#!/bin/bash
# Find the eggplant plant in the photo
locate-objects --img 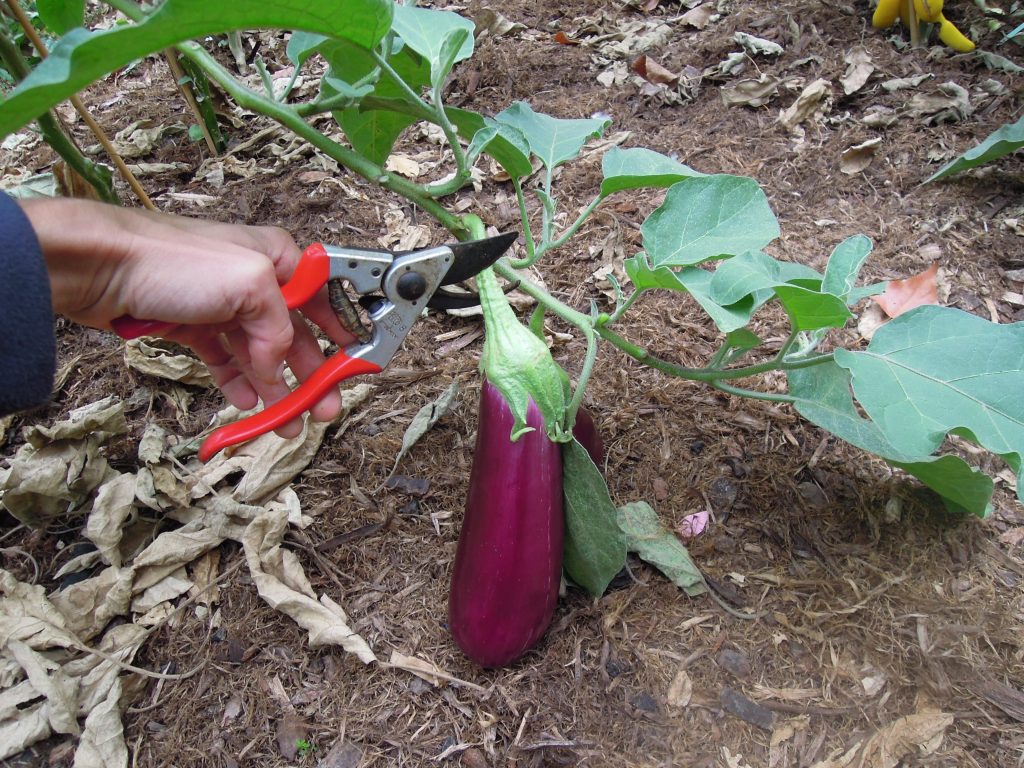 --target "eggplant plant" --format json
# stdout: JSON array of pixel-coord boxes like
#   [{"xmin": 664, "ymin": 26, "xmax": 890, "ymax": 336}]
[{"xmin": 2, "ymin": 0, "xmax": 1022, "ymax": 642}]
